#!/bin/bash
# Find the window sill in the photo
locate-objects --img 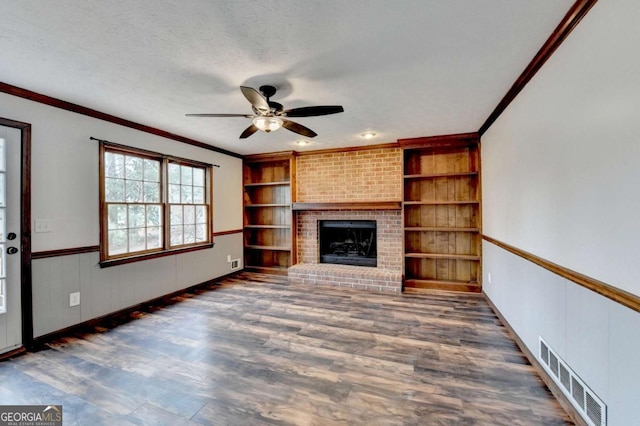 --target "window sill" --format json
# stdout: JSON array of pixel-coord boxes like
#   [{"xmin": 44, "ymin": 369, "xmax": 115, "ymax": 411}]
[{"xmin": 99, "ymin": 243, "xmax": 215, "ymax": 268}]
